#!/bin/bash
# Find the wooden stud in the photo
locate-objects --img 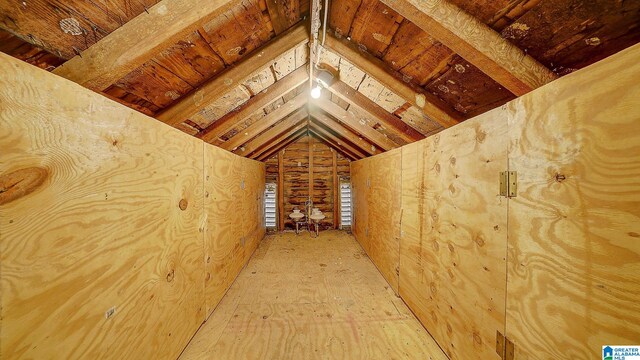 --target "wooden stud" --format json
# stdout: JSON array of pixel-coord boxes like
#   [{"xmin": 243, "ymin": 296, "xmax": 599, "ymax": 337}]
[
  {"xmin": 309, "ymin": 135, "xmax": 314, "ymax": 203},
  {"xmin": 332, "ymin": 149, "xmax": 339, "ymax": 229},
  {"xmin": 379, "ymin": 0, "xmax": 557, "ymax": 95},
  {"xmin": 52, "ymin": 0, "xmax": 236, "ymax": 90},
  {"xmin": 277, "ymin": 150, "xmax": 285, "ymax": 231},
  {"xmin": 157, "ymin": 24, "xmax": 309, "ymax": 127},
  {"xmin": 221, "ymin": 93, "xmax": 308, "ymax": 151},
  {"xmin": 313, "ymin": 96, "xmax": 399, "ymax": 151},
  {"xmin": 200, "ymin": 66, "xmax": 309, "ymax": 143},
  {"xmin": 326, "ymin": 79, "xmax": 425, "ymax": 142},
  {"xmin": 323, "ymin": 35, "xmax": 461, "ymax": 128}
]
